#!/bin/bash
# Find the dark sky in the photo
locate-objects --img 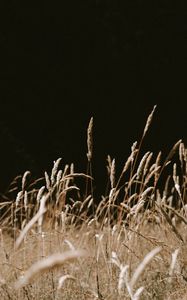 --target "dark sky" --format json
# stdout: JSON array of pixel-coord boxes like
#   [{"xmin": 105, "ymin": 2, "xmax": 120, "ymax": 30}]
[{"xmin": 0, "ymin": 1, "xmax": 186, "ymax": 194}]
